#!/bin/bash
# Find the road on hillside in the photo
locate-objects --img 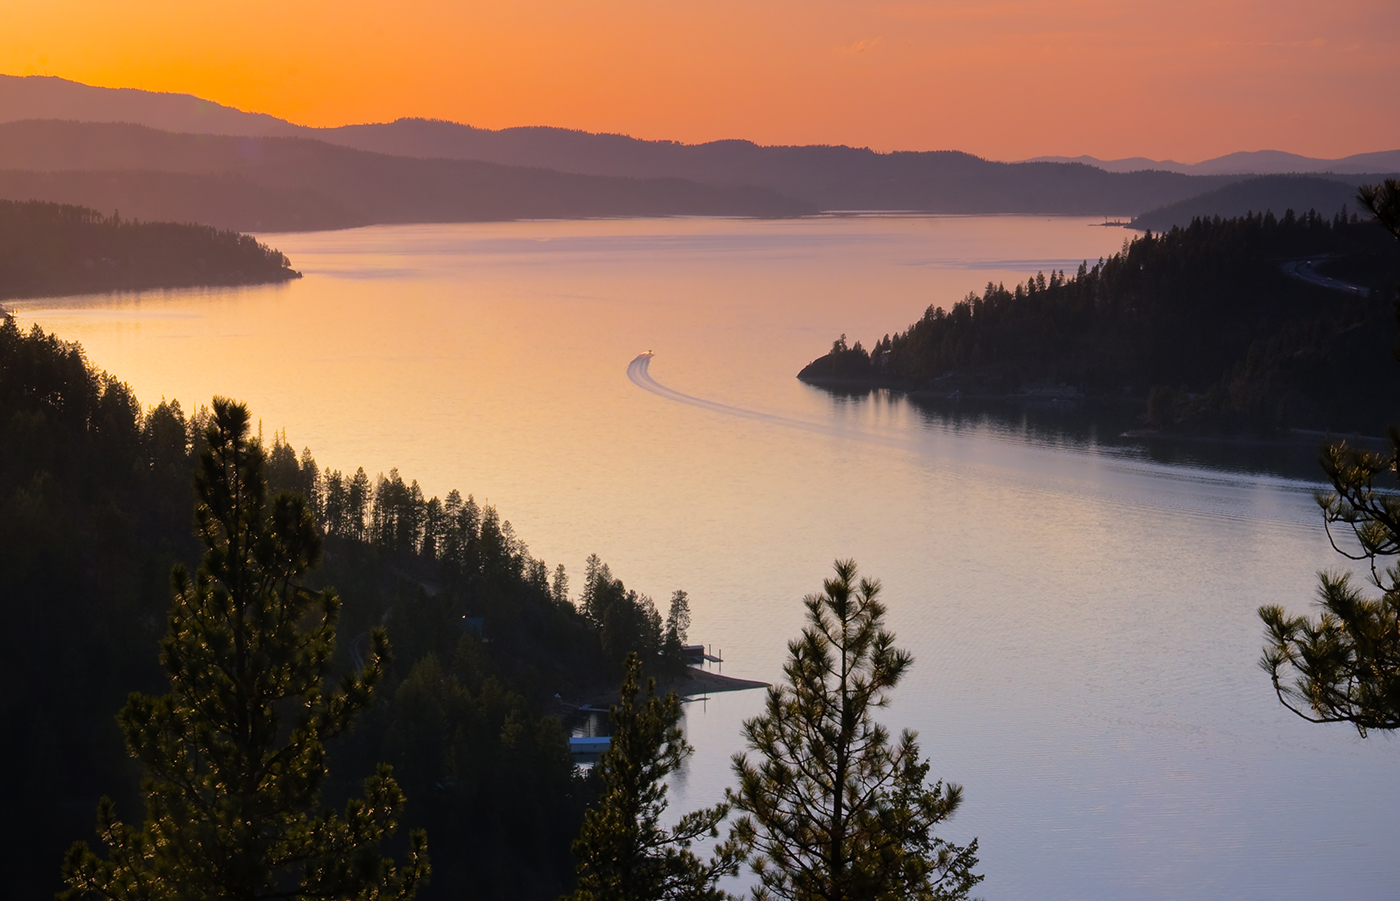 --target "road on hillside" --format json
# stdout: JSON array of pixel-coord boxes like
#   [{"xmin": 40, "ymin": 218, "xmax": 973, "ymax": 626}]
[{"xmin": 1281, "ymin": 258, "xmax": 1369, "ymax": 296}]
